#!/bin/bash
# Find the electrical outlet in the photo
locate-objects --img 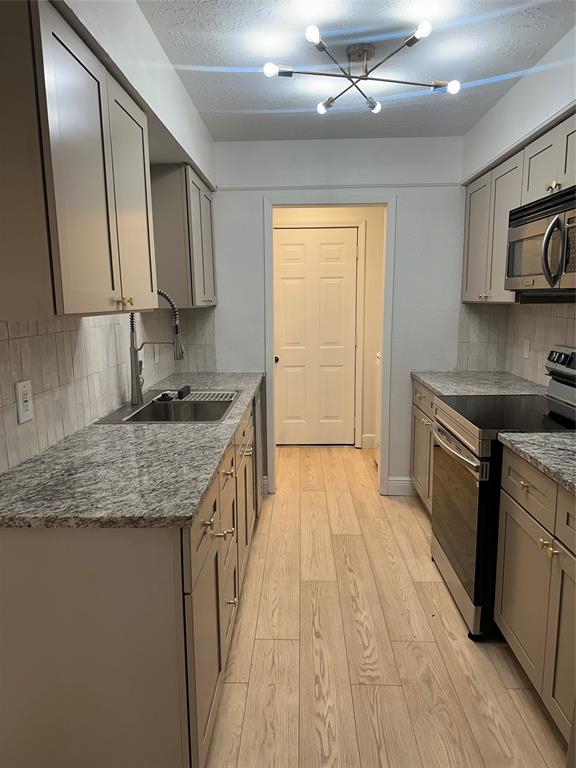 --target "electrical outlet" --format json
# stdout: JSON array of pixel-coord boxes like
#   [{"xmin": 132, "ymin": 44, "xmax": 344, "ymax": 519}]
[
  {"xmin": 15, "ymin": 380, "xmax": 34, "ymax": 424},
  {"xmin": 523, "ymin": 339, "xmax": 530, "ymax": 359},
  {"xmin": 154, "ymin": 344, "xmax": 160, "ymax": 364}
]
